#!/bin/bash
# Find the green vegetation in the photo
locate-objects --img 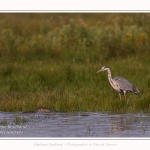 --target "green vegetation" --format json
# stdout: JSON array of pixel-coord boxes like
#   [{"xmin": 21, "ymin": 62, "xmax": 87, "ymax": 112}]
[
  {"xmin": 0, "ymin": 118, "xmax": 7, "ymax": 125},
  {"xmin": 0, "ymin": 13, "xmax": 150, "ymax": 113},
  {"xmin": 14, "ymin": 115, "xmax": 28, "ymax": 125}
]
